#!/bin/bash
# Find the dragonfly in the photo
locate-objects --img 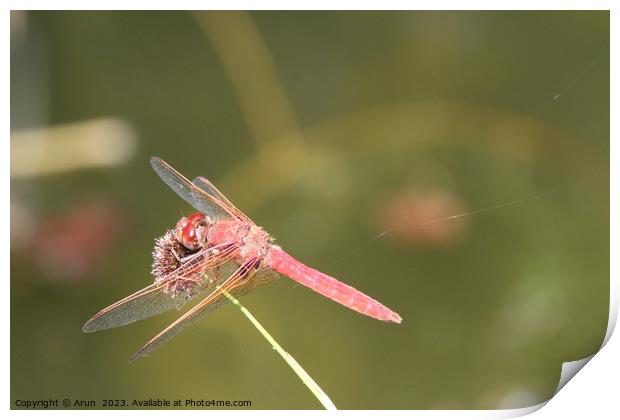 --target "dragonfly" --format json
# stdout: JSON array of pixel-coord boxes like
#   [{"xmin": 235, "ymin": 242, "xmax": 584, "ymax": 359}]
[{"xmin": 83, "ymin": 157, "xmax": 402, "ymax": 361}]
